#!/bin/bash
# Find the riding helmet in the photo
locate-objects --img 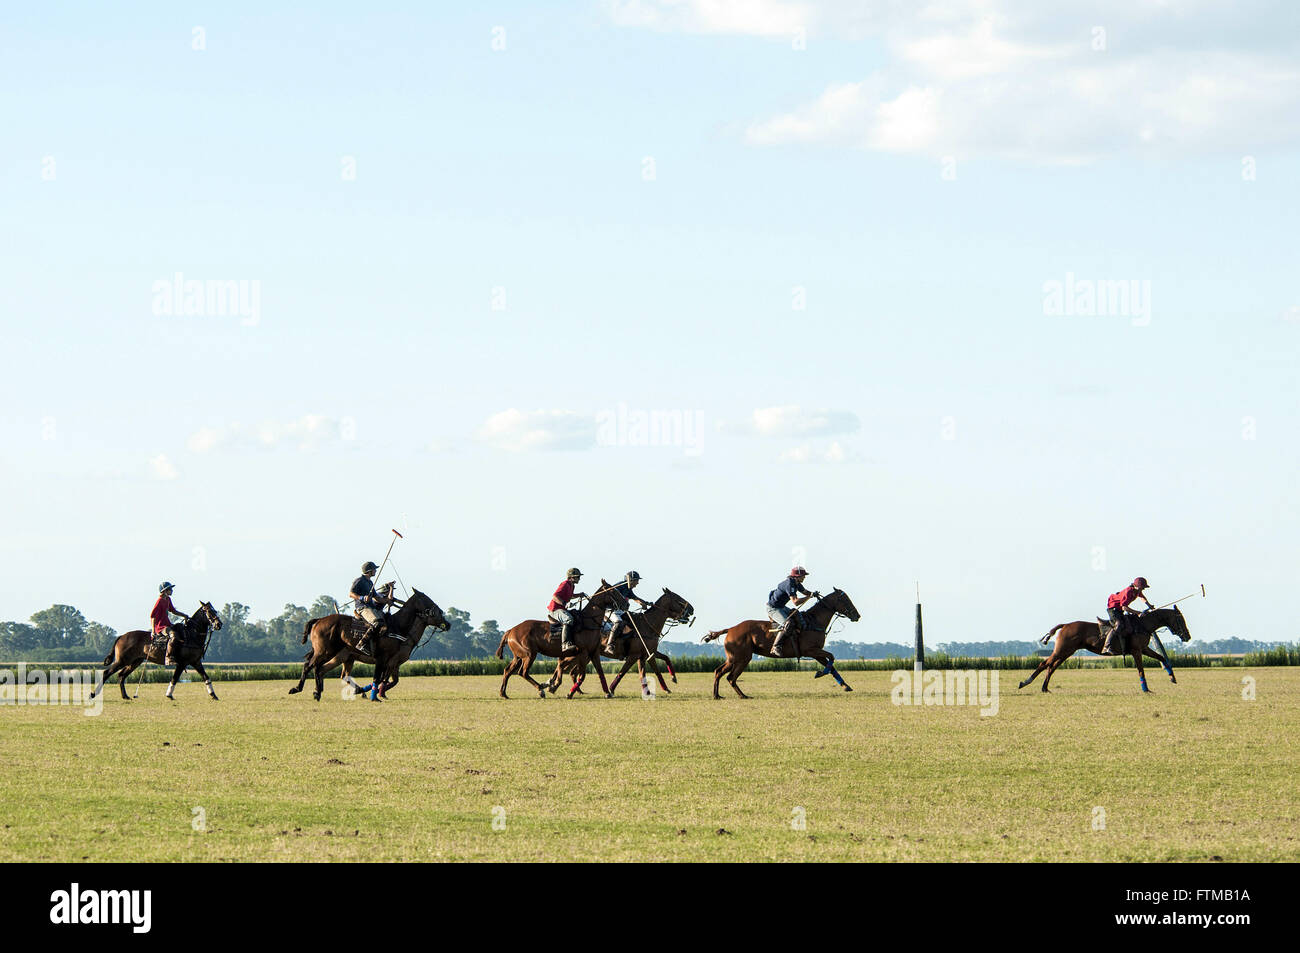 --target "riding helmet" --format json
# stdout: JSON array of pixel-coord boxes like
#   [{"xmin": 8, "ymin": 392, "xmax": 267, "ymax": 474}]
[
  {"xmin": 566, "ymin": 567, "xmax": 582, "ymax": 581},
  {"xmin": 362, "ymin": 561, "xmax": 378, "ymax": 573},
  {"xmin": 1133, "ymin": 576, "xmax": 1149, "ymax": 589},
  {"xmin": 159, "ymin": 581, "xmax": 174, "ymax": 593}
]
